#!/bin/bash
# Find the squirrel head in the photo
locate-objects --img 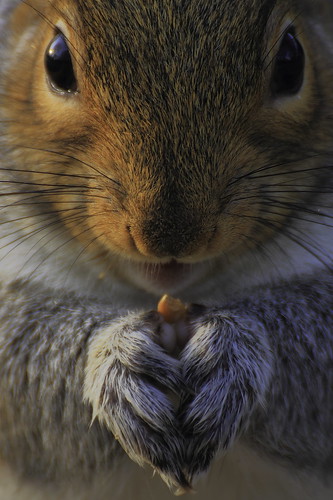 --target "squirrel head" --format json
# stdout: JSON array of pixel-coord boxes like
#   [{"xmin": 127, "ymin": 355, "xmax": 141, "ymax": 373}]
[{"xmin": 1, "ymin": 0, "xmax": 333, "ymax": 290}]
